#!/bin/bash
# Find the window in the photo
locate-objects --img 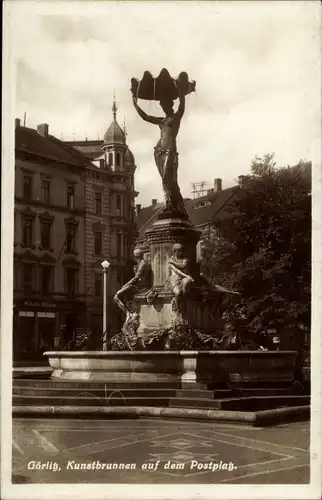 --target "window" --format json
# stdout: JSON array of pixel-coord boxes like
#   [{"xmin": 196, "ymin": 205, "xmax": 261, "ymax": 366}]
[
  {"xmin": 116, "ymin": 152, "xmax": 120, "ymax": 167},
  {"xmin": 66, "ymin": 225, "xmax": 77, "ymax": 253},
  {"xmin": 22, "ymin": 263, "xmax": 34, "ymax": 291},
  {"xmin": 116, "ymin": 195, "xmax": 121, "ymax": 215},
  {"xmin": 22, "ymin": 217, "xmax": 33, "ymax": 246},
  {"xmin": 116, "ymin": 233, "xmax": 122, "ymax": 258},
  {"xmin": 94, "ymin": 272, "xmax": 103, "ymax": 297},
  {"xmin": 123, "ymin": 197, "xmax": 126, "ymax": 218},
  {"xmin": 116, "ymin": 271, "xmax": 122, "ymax": 285},
  {"xmin": 94, "ymin": 231, "xmax": 103, "ymax": 256},
  {"xmin": 41, "ymin": 222, "xmax": 51, "ymax": 249},
  {"xmin": 42, "ymin": 180, "xmax": 50, "ymax": 204},
  {"xmin": 108, "ymin": 152, "xmax": 113, "ymax": 167},
  {"xmin": 65, "ymin": 268, "xmax": 78, "ymax": 295},
  {"xmin": 95, "ymin": 192, "xmax": 102, "ymax": 215},
  {"xmin": 67, "ymin": 186, "xmax": 75, "ymax": 209},
  {"xmin": 23, "ymin": 176, "xmax": 32, "ymax": 200},
  {"xmin": 123, "ymin": 234, "xmax": 128, "ymax": 259},
  {"xmin": 41, "ymin": 266, "xmax": 52, "ymax": 295}
]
